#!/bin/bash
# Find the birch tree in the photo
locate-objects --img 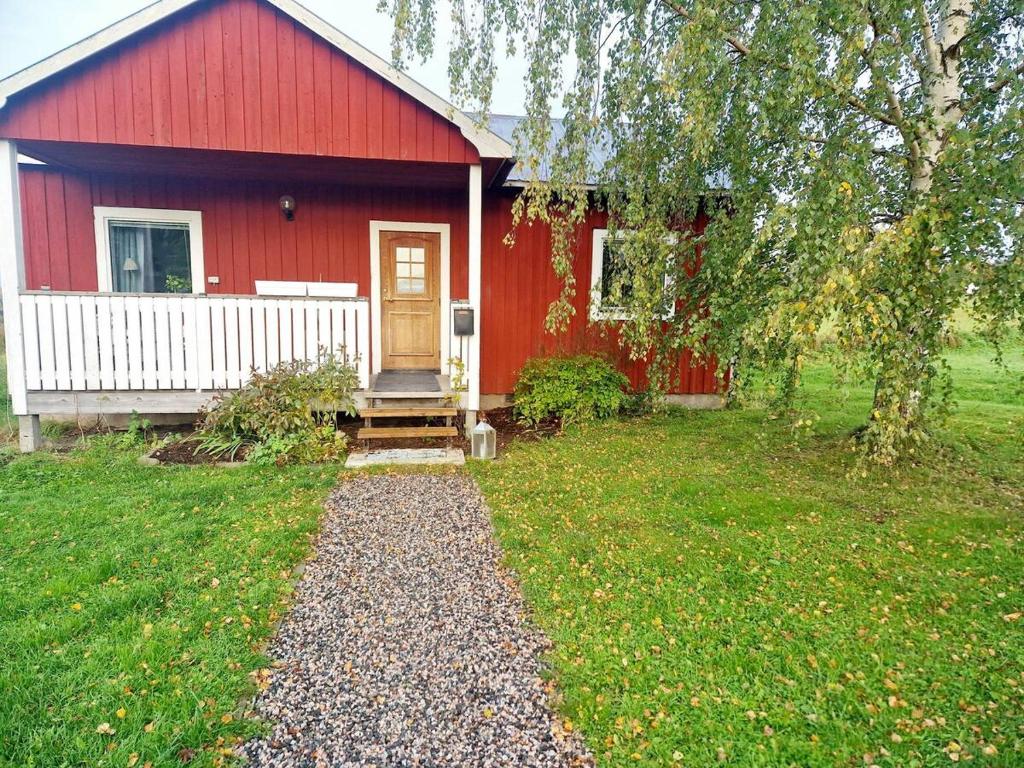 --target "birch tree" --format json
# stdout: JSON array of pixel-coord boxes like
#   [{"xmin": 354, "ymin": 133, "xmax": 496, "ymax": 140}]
[{"xmin": 386, "ymin": 0, "xmax": 1024, "ymax": 463}]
